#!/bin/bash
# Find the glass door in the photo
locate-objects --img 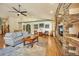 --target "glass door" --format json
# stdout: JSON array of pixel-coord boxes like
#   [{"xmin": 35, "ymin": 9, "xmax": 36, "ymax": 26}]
[{"xmin": 26, "ymin": 24, "xmax": 31, "ymax": 33}]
